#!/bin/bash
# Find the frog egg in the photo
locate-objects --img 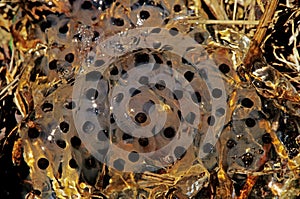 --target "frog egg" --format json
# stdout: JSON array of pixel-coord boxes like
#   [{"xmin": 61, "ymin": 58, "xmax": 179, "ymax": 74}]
[
  {"xmin": 71, "ymin": 26, "xmax": 228, "ymax": 173},
  {"xmin": 129, "ymin": 5, "xmax": 166, "ymax": 27}
]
